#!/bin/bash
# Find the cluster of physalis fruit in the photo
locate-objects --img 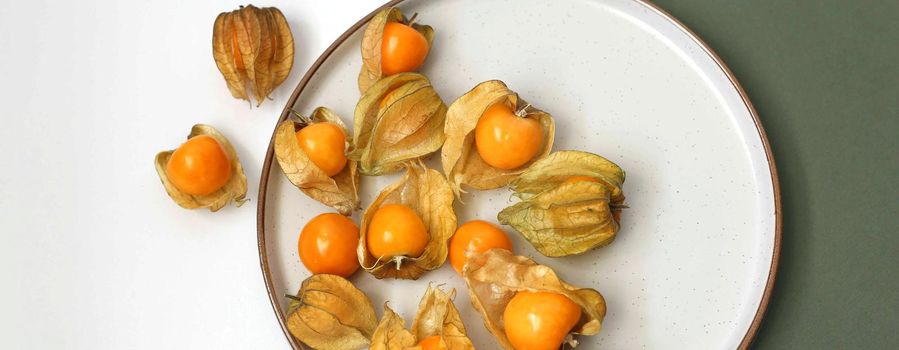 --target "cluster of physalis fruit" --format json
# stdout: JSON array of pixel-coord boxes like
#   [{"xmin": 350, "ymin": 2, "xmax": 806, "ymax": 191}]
[{"xmin": 155, "ymin": 6, "xmax": 626, "ymax": 350}]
